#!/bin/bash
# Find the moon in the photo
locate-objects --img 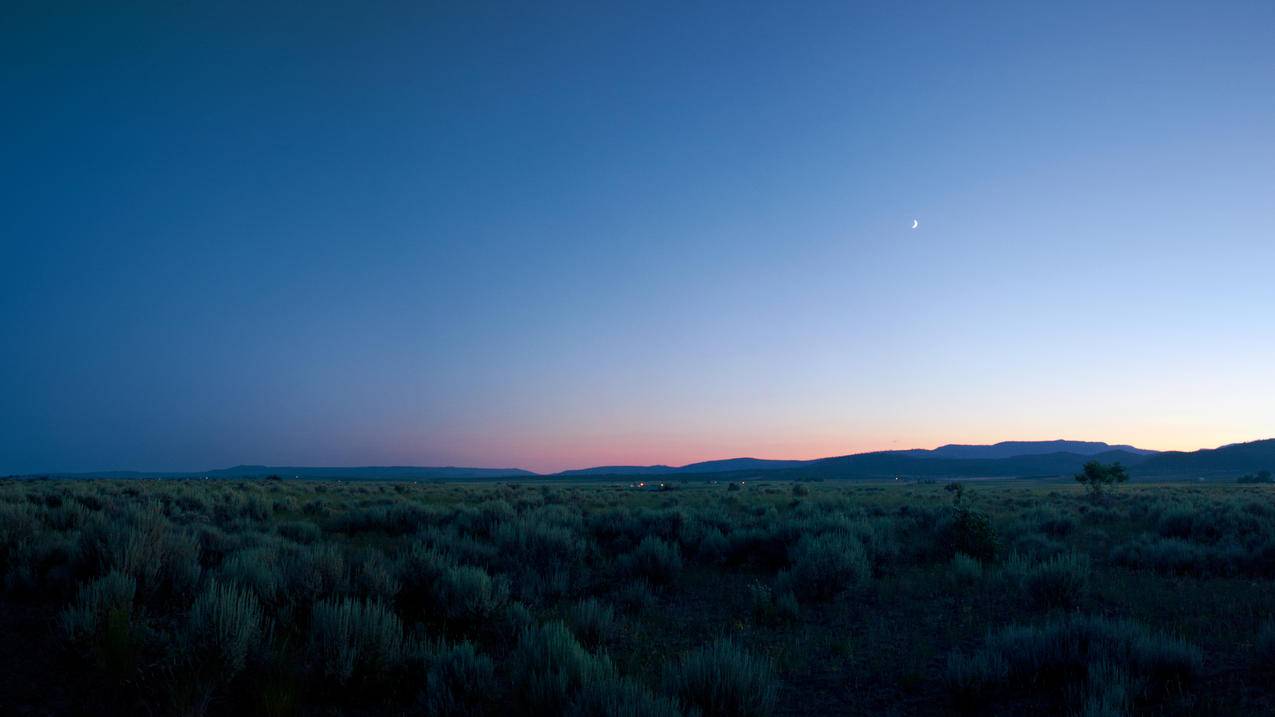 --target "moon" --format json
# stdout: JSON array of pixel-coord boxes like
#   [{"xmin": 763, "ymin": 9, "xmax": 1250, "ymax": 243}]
[{"xmin": 911, "ymin": 219, "xmax": 919, "ymax": 229}]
